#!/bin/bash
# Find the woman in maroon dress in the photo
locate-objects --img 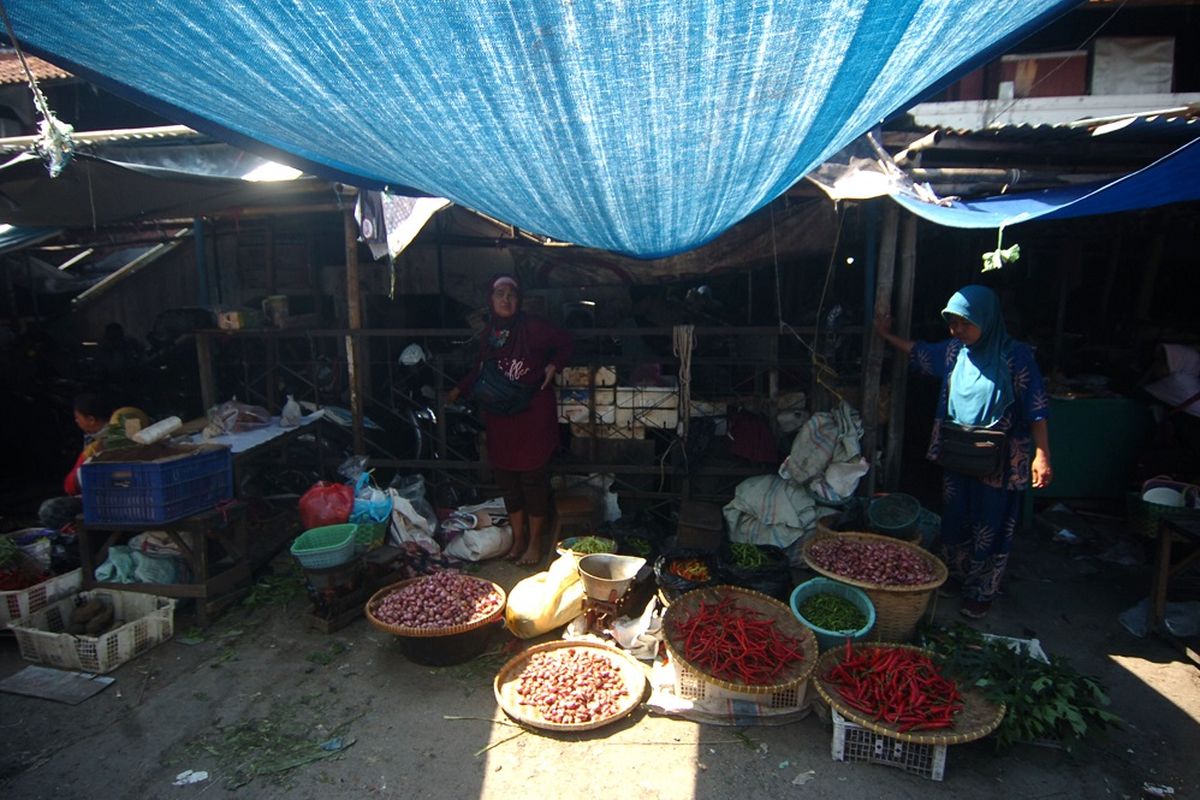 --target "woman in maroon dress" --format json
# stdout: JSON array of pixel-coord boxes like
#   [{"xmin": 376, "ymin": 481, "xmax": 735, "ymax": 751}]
[{"xmin": 449, "ymin": 275, "xmax": 574, "ymax": 564}]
